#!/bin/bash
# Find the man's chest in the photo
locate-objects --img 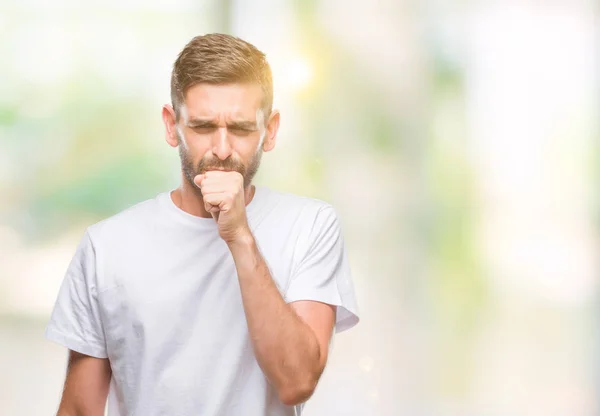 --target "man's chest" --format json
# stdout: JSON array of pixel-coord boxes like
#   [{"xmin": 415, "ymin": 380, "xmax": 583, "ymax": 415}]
[{"xmin": 94, "ymin": 226, "xmax": 302, "ymax": 352}]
